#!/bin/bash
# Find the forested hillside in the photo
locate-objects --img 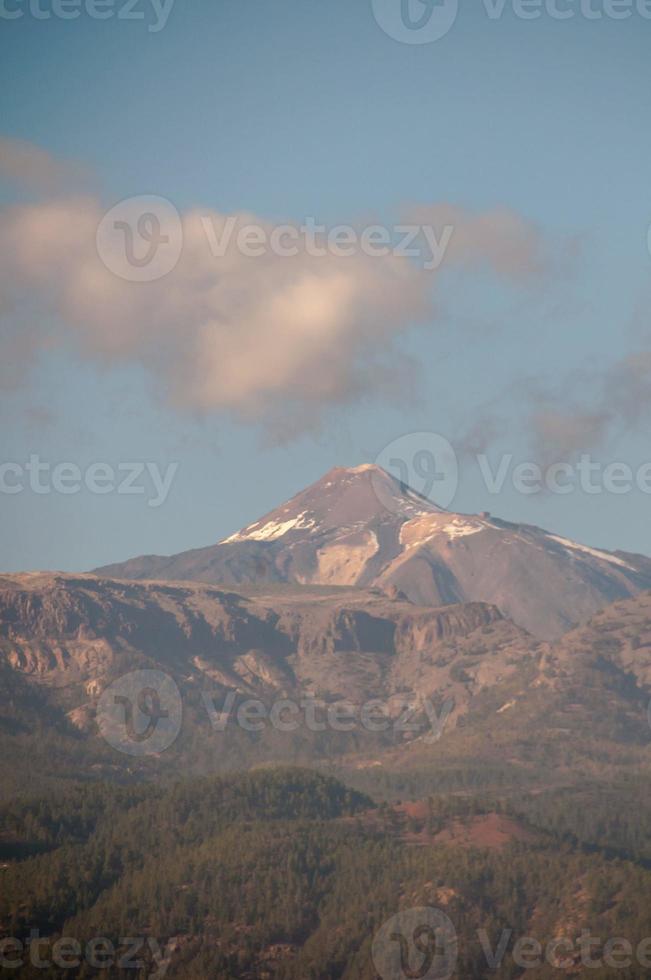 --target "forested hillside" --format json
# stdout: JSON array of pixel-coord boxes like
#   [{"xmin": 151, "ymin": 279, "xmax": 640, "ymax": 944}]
[{"xmin": 2, "ymin": 769, "xmax": 651, "ymax": 979}]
